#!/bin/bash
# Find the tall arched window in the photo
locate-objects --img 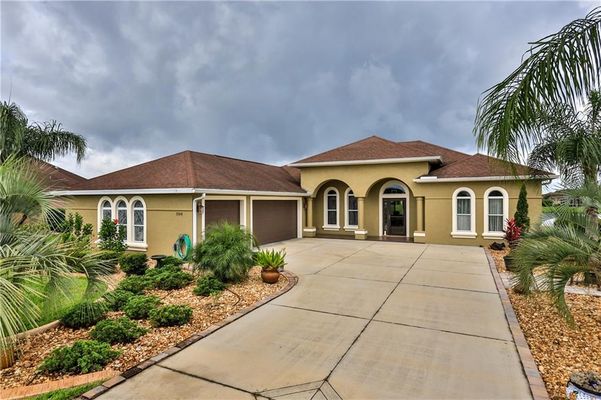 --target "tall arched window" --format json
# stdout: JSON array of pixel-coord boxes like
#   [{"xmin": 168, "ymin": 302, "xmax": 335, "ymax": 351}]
[
  {"xmin": 131, "ymin": 198, "xmax": 146, "ymax": 243},
  {"xmin": 345, "ymin": 188, "xmax": 358, "ymax": 229},
  {"xmin": 323, "ymin": 187, "xmax": 339, "ymax": 229},
  {"xmin": 101, "ymin": 200, "xmax": 112, "ymax": 220},
  {"xmin": 116, "ymin": 199, "xmax": 128, "ymax": 233},
  {"xmin": 452, "ymin": 187, "xmax": 476, "ymax": 238},
  {"xmin": 484, "ymin": 187, "xmax": 509, "ymax": 237}
]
